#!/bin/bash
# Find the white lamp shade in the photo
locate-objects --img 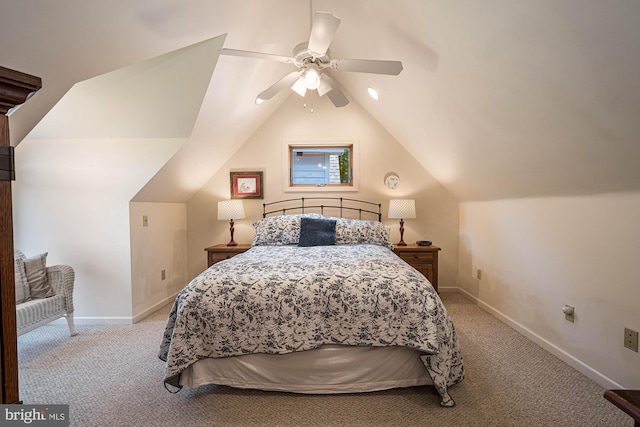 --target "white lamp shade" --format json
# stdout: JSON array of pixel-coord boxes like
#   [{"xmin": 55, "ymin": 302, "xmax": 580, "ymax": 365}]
[
  {"xmin": 388, "ymin": 199, "xmax": 416, "ymax": 219},
  {"xmin": 317, "ymin": 76, "xmax": 332, "ymax": 97},
  {"xmin": 218, "ymin": 200, "xmax": 246, "ymax": 221},
  {"xmin": 291, "ymin": 77, "xmax": 307, "ymax": 97}
]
